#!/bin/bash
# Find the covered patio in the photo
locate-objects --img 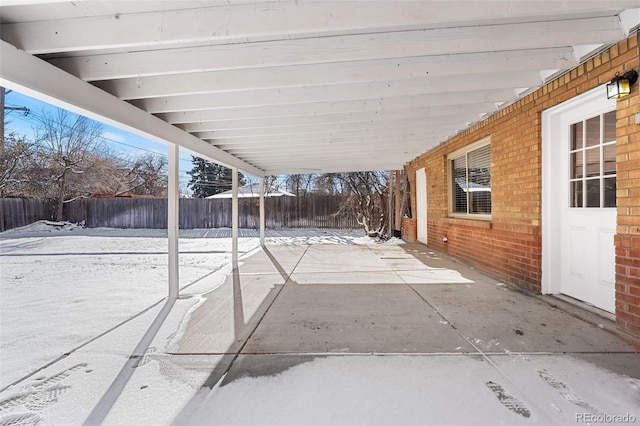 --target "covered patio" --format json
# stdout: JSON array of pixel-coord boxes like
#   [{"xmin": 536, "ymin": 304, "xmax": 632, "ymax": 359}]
[
  {"xmin": 12, "ymin": 236, "xmax": 634, "ymax": 424},
  {"xmin": 2, "ymin": 1, "xmax": 640, "ymax": 424},
  {"xmin": 2, "ymin": 1, "xmax": 640, "ymax": 302},
  {"xmin": 170, "ymin": 241, "xmax": 639, "ymax": 424}
]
